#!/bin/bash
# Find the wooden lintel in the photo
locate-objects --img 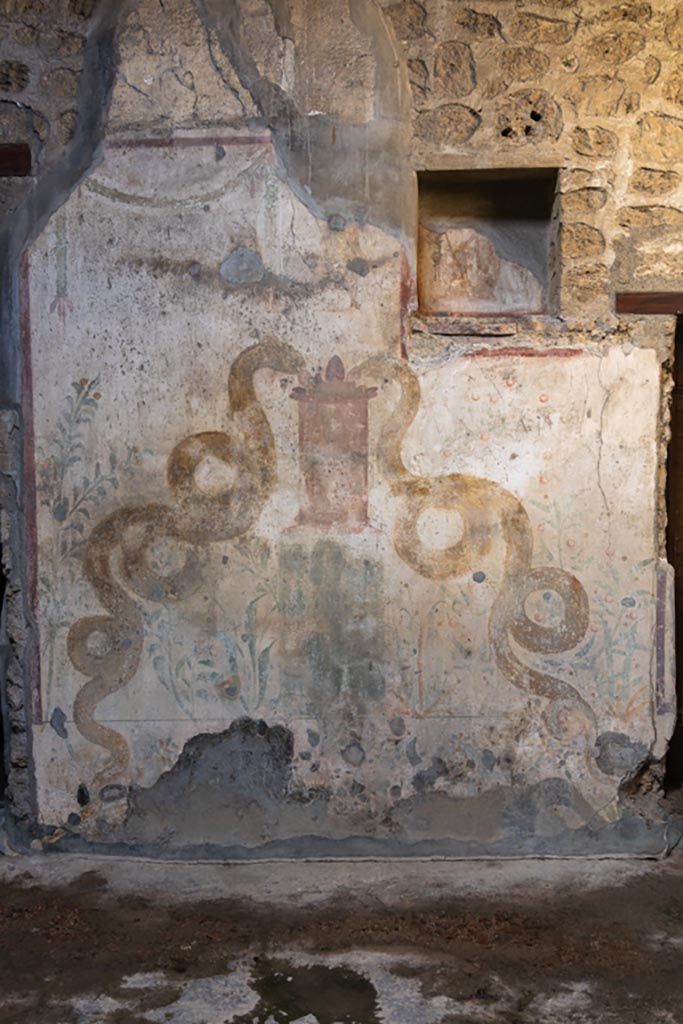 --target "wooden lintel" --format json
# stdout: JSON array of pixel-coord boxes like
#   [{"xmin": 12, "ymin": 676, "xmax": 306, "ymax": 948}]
[
  {"xmin": 0, "ymin": 144, "xmax": 31, "ymax": 177},
  {"xmin": 616, "ymin": 292, "xmax": 683, "ymax": 315}
]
